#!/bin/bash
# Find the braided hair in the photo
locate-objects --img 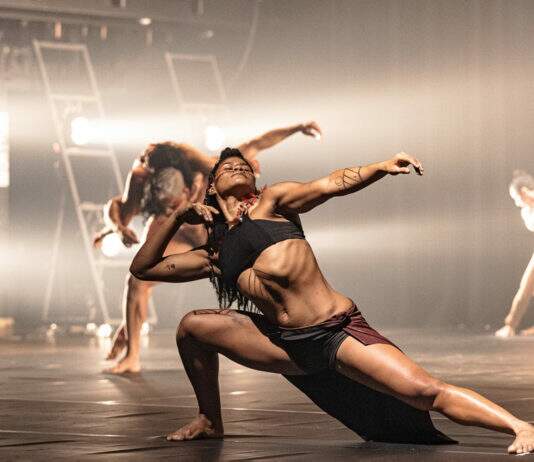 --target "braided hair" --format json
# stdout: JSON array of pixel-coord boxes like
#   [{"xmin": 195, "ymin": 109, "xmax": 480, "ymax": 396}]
[{"xmin": 204, "ymin": 148, "xmax": 258, "ymax": 311}]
